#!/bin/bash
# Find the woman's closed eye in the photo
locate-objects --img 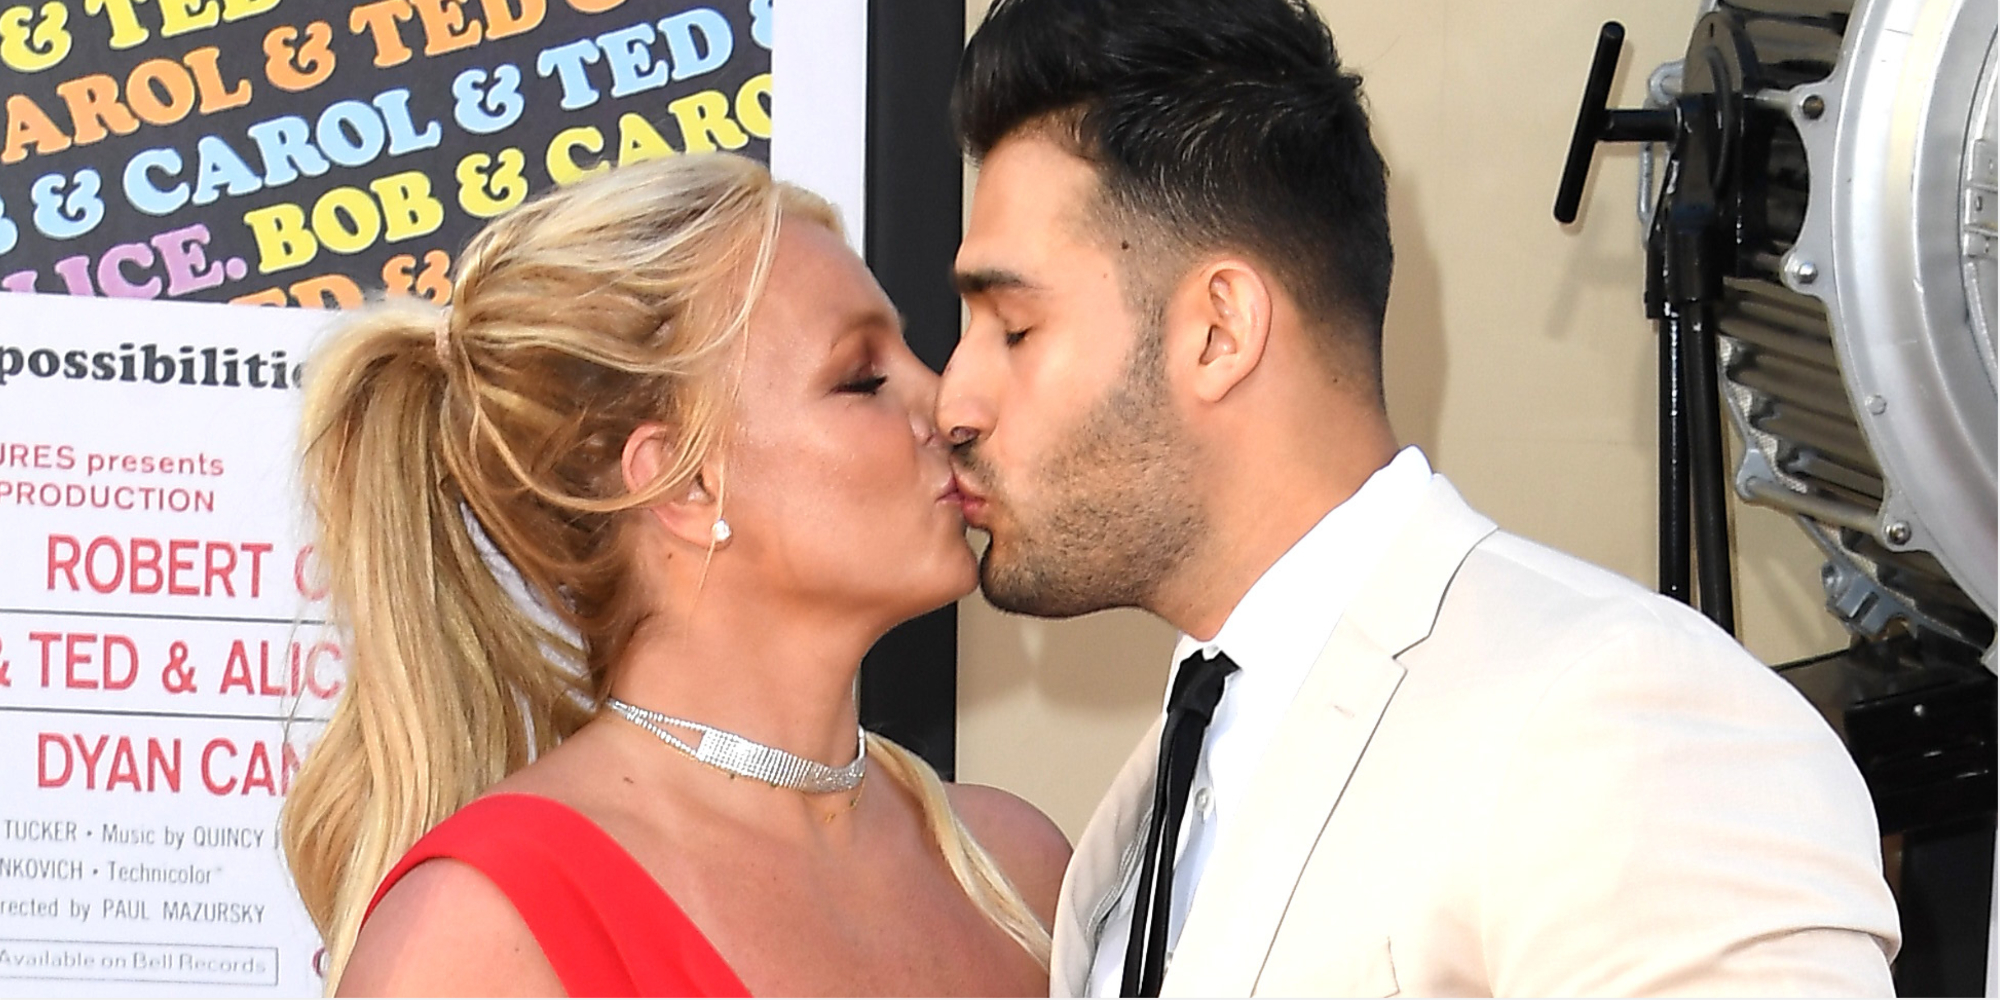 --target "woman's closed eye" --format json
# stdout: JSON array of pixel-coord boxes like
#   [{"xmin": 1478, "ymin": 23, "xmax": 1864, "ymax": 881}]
[{"xmin": 839, "ymin": 374, "xmax": 888, "ymax": 395}]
